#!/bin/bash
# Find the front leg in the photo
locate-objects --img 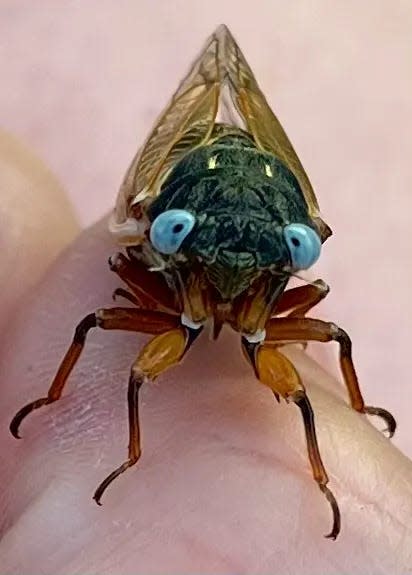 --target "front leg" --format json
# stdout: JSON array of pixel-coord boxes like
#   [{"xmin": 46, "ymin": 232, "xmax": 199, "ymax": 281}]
[
  {"xmin": 242, "ymin": 339, "xmax": 340, "ymax": 539},
  {"xmin": 93, "ymin": 324, "xmax": 202, "ymax": 504}
]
